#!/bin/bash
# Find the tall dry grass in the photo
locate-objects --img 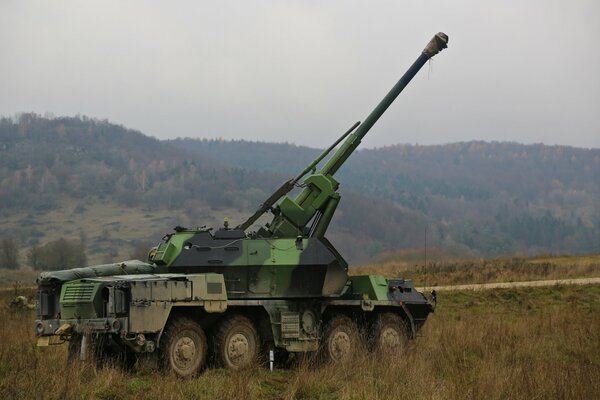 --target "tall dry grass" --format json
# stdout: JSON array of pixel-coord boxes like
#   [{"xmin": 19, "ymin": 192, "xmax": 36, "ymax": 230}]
[
  {"xmin": 352, "ymin": 254, "xmax": 600, "ymax": 287},
  {"xmin": 1, "ymin": 284, "xmax": 599, "ymax": 399}
]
